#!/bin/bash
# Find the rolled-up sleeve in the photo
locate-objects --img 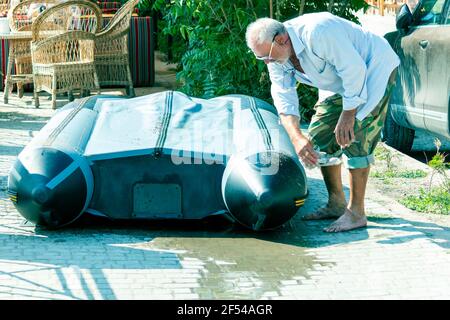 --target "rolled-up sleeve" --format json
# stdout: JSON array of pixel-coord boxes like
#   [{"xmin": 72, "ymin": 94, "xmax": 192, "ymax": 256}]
[
  {"xmin": 311, "ymin": 25, "xmax": 368, "ymax": 111},
  {"xmin": 267, "ymin": 63, "xmax": 300, "ymax": 118}
]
